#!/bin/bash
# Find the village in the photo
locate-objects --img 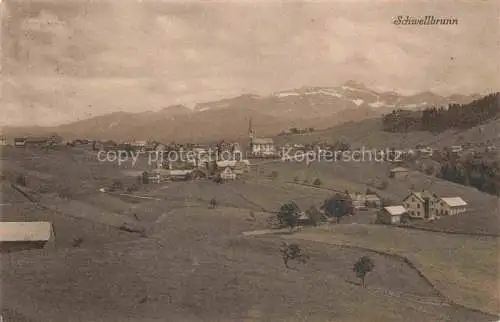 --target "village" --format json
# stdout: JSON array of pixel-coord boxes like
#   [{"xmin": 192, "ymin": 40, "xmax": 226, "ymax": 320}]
[{"xmin": 0, "ymin": 118, "xmax": 477, "ymax": 256}]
